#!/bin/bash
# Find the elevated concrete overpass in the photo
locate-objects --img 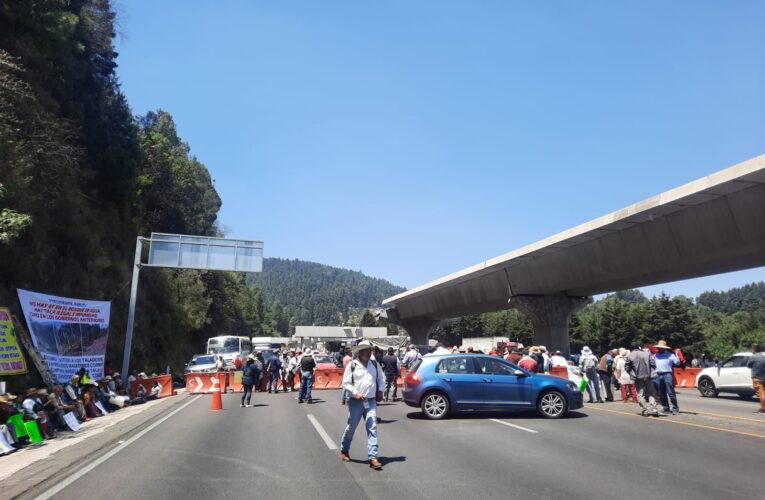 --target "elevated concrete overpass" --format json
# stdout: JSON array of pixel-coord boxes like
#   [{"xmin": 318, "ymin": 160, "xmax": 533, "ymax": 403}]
[{"xmin": 383, "ymin": 155, "xmax": 765, "ymax": 355}]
